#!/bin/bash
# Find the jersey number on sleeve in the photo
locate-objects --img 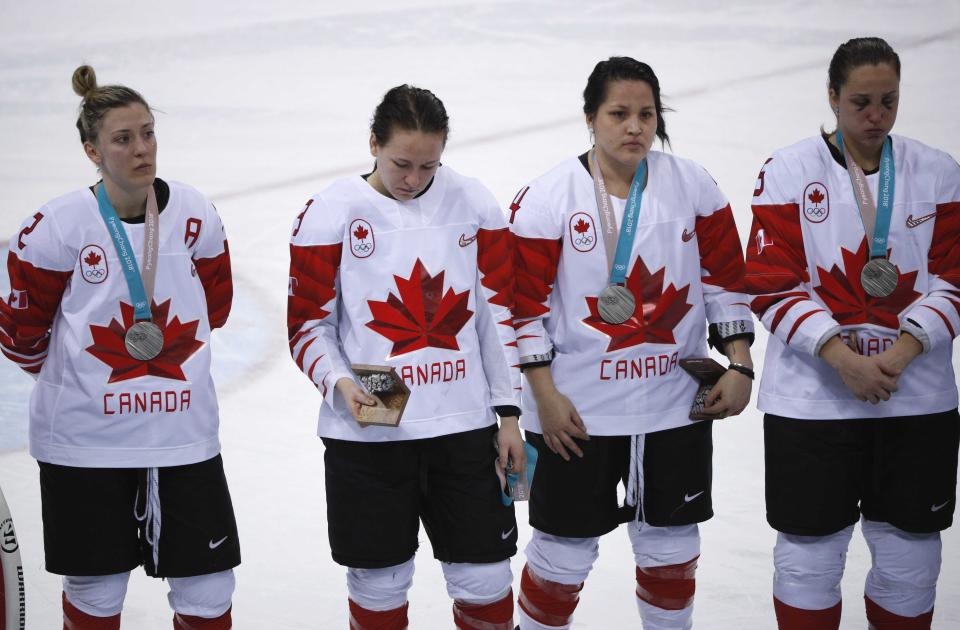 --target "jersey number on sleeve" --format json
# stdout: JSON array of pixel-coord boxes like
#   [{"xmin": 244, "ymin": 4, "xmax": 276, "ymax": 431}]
[
  {"xmin": 508, "ymin": 187, "xmax": 529, "ymax": 224},
  {"xmin": 17, "ymin": 213, "xmax": 44, "ymax": 250},
  {"xmin": 292, "ymin": 199, "xmax": 314, "ymax": 237},
  {"xmin": 753, "ymin": 158, "xmax": 773, "ymax": 198}
]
